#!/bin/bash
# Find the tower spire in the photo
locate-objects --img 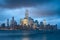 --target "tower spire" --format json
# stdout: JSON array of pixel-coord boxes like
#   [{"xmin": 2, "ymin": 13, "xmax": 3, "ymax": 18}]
[{"xmin": 25, "ymin": 9, "xmax": 29, "ymax": 19}]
